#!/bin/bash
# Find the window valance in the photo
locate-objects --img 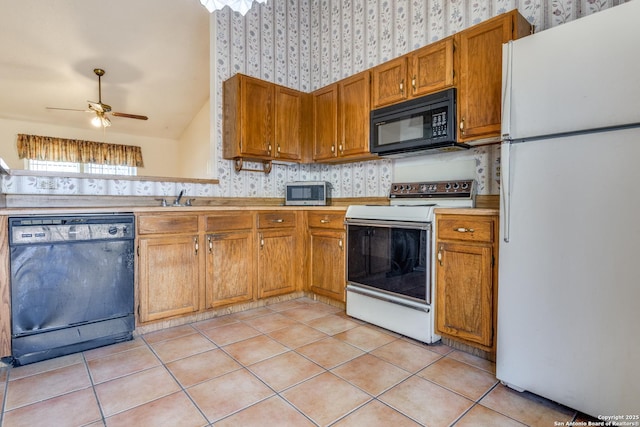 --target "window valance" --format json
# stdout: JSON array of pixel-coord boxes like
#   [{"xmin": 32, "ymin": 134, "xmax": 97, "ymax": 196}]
[{"xmin": 16, "ymin": 134, "xmax": 144, "ymax": 168}]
